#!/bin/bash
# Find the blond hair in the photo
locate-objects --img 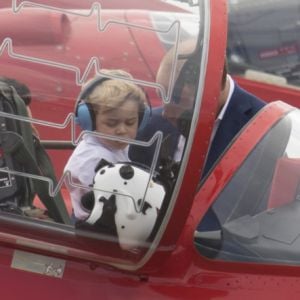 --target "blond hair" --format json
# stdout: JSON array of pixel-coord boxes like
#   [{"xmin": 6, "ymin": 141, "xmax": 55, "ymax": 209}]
[{"xmin": 84, "ymin": 69, "xmax": 147, "ymax": 114}]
